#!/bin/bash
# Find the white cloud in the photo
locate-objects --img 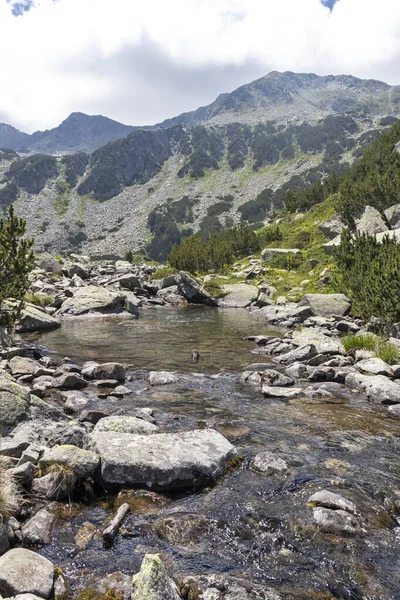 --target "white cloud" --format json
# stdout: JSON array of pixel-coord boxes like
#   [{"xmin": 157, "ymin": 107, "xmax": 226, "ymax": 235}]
[{"xmin": 0, "ymin": 0, "xmax": 399, "ymax": 132}]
